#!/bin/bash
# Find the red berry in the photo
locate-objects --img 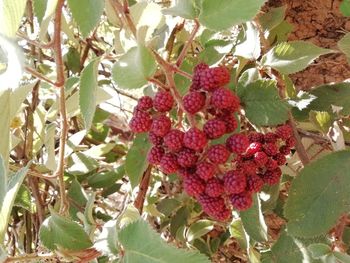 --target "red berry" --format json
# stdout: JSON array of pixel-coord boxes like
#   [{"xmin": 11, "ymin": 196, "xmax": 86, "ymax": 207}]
[
  {"xmin": 177, "ymin": 148, "xmax": 198, "ymax": 168},
  {"xmin": 246, "ymin": 174, "xmax": 264, "ymax": 192},
  {"xmin": 160, "ymin": 153, "xmax": 179, "ymax": 174},
  {"xmin": 276, "ymin": 124, "xmax": 293, "ymax": 140},
  {"xmin": 260, "ymin": 168, "xmax": 281, "ymax": 185},
  {"xmin": 264, "ymin": 132, "xmax": 278, "ymax": 143},
  {"xmin": 183, "ymin": 128, "xmax": 207, "ymax": 151},
  {"xmin": 245, "ymin": 142, "xmax": 262, "ymax": 157},
  {"xmin": 207, "ymin": 144, "xmax": 230, "ymax": 164},
  {"xmin": 263, "ymin": 143, "xmax": 278, "ymax": 156},
  {"xmin": 136, "ymin": 96, "xmax": 153, "ymax": 111},
  {"xmin": 205, "ymin": 178, "xmax": 224, "ymax": 197},
  {"xmin": 254, "ymin": 151, "xmax": 268, "ymax": 166},
  {"xmin": 279, "ymin": 145, "xmax": 291, "ymax": 155},
  {"xmin": 211, "ymin": 207, "xmax": 232, "ymax": 222},
  {"xmin": 230, "ymin": 192, "xmax": 253, "ymax": 211},
  {"xmin": 183, "ymin": 175, "xmax": 205, "ymax": 197},
  {"xmin": 190, "ymin": 63, "xmax": 209, "ymax": 91},
  {"xmin": 274, "ymin": 153, "xmax": 287, "ymax": 166},
  {"xmin": 197, "ymin": 194, "xmax": 226, "ymax": 215},
  {"xmin": 248, "ymin": 132, "xmax": 264, "ymax": 143},
  {"xmin": 183, "ymin": 92, "xmax": 206, "ymax": 114},
  {"xmin": 226, "ymin": 134, "xmax": 249, "ymax": 154},
  {"xmin": 177, "ymin": 167, "xmax": 196, "ymax": 178},
  {"xmin": 154, "ymin": 91, "xmax": 174, "ymax": 112},
  {"xmin": 266, "ymin": 159, "xmax": 278, "ymax": 170},
  {"xmin": 286, "ymin": 137, "xmax": 296, "ymax": 148},
  {"xmin": 223, "ymin": 170, "xmax": 246, "ymax": 194},
  {"xmin": 148, "ymin": 131, "xmax": 163, "ymax": 145},
  {"xmin": 129, "ymin": 111, "xmax": 152, "ymax": 133},
  {"xmin": 196, "ymin": 162, "xmax": 216, "ymax": 181},
  {"xmin": 220, "ymin": 114, "xmax": 238, "ymax": 133},
  {"xmin": 199, "ymin": 66, "xmax": 231, "ymax": 91},
  {"xmin": 240, "ymin": 160, "xmax": 257, "ymax": 176},
  {"xmin": 210, "ymin": 87, "xmax": 240, "ymax": 110},
  {"xmin": 164, "ymin": 129, "xmax": 184, "ymax": 152},
  {"xmin": 151, "ymin": 115, "xmax": 171, "ymax": 137},
  {"xmin": 204, "ymin": 119, "xmax": 227, "ymax": 139},
  {"xmin": 147, "ymin": 146, "xmax": 165, "ymax": 165}
]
